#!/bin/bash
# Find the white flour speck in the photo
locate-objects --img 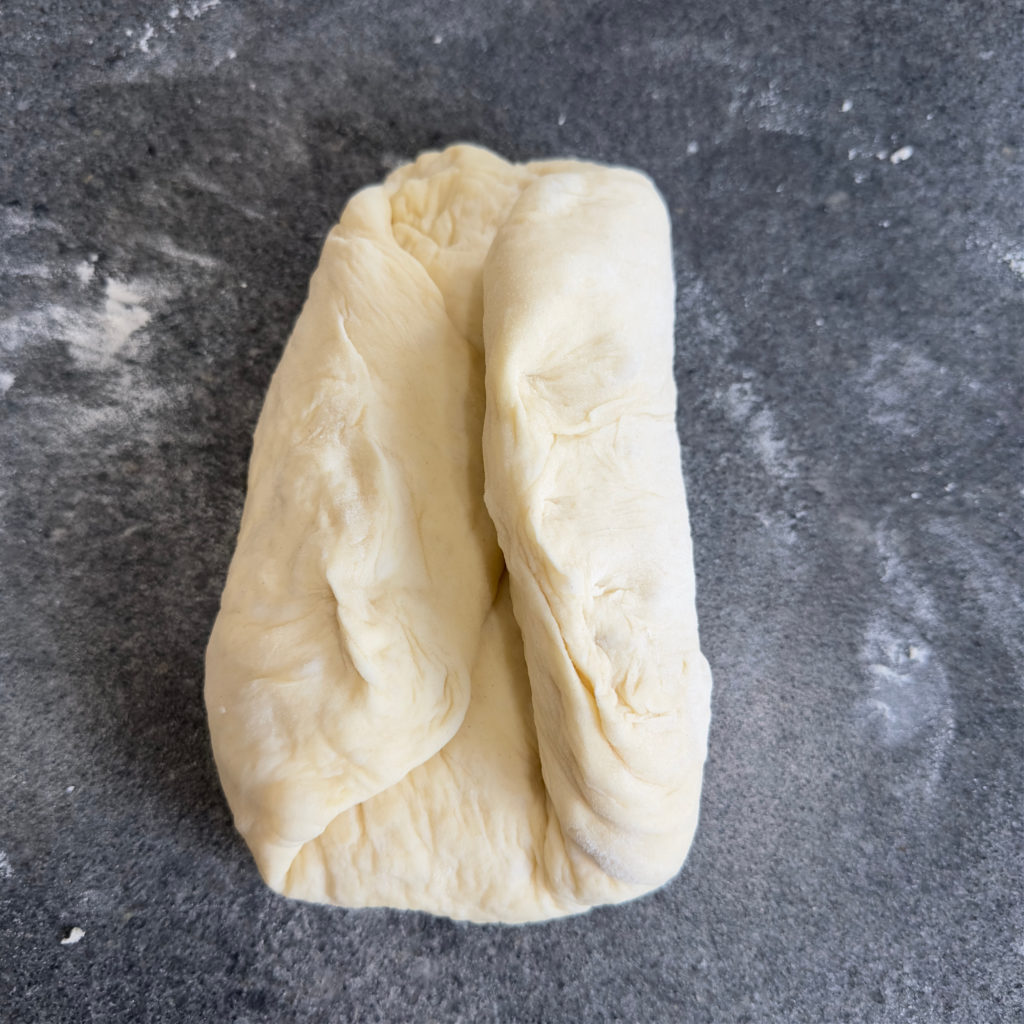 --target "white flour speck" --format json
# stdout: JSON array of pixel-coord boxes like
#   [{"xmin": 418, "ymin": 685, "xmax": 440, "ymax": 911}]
[
  {"xmin": 687, "ymin": 140, "xmax": 700, "ymax": 155},
  {"xmin": 432, "ymin": 33, "xmax": 443, "ymax": 44},
  {"xmin": 890, "ymin": 145, "xmax": 915, "ymax": 164},
  {"xmin": 75, "ymin": 260, "xmax": 95, "ymax": 284},
  {"xmin": 138, "ymin": 23, "xmax": 155, "ymax": 52},
  {"xmin": 0, "ymin": 851, "xmax": 12, "ymax": 879},
  {"xmin": 1002, "ymin": 251, "xmax": 1024, "ymax": 279},
  {"xmin": 841, "ymin": 98, "xmax": 853, "ymax": 112},
  {"xmin": 0, "ymin": 371, "xmax": 14, "ymax": 395},
  {"xmin": 61, "ymin": 927, "xmax": 86, "ymax": 946}
]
